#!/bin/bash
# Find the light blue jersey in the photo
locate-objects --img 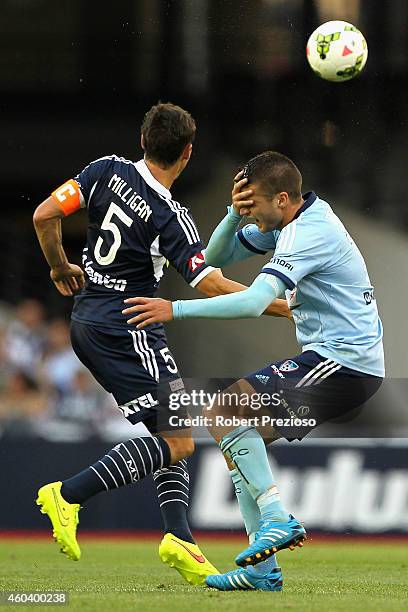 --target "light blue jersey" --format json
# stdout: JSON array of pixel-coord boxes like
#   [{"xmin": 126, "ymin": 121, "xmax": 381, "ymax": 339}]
[{"xmin": 238, "ymin": 192, "xmax": 385, "ymax": 377}]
